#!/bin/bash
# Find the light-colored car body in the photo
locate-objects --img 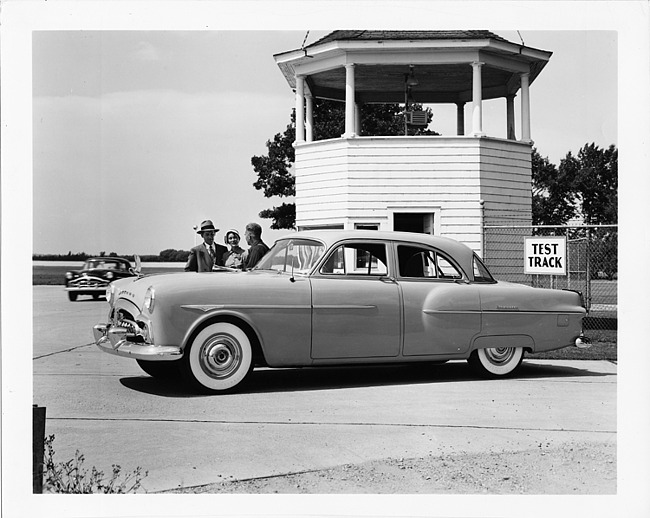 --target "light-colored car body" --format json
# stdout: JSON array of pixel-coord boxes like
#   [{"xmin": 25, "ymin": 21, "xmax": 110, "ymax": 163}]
[{"xmin": 93, "ymin": 230, "xmax": 589, "ymax": 393}]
